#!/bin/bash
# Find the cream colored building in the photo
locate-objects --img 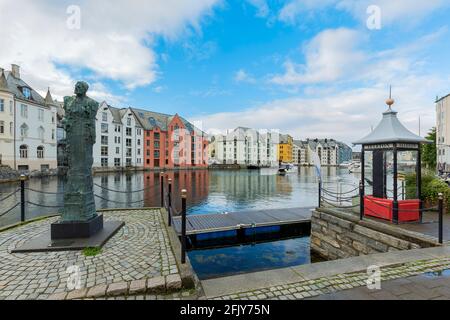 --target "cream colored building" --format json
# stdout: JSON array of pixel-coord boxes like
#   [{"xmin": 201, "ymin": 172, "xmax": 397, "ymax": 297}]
[
  {"xmin": 0, "ymin": 65, "xmax": 57, "ymax": 172},
  {"xmin": 437, "ymin": 93, "xmax": 450, "ymax": 172}
]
